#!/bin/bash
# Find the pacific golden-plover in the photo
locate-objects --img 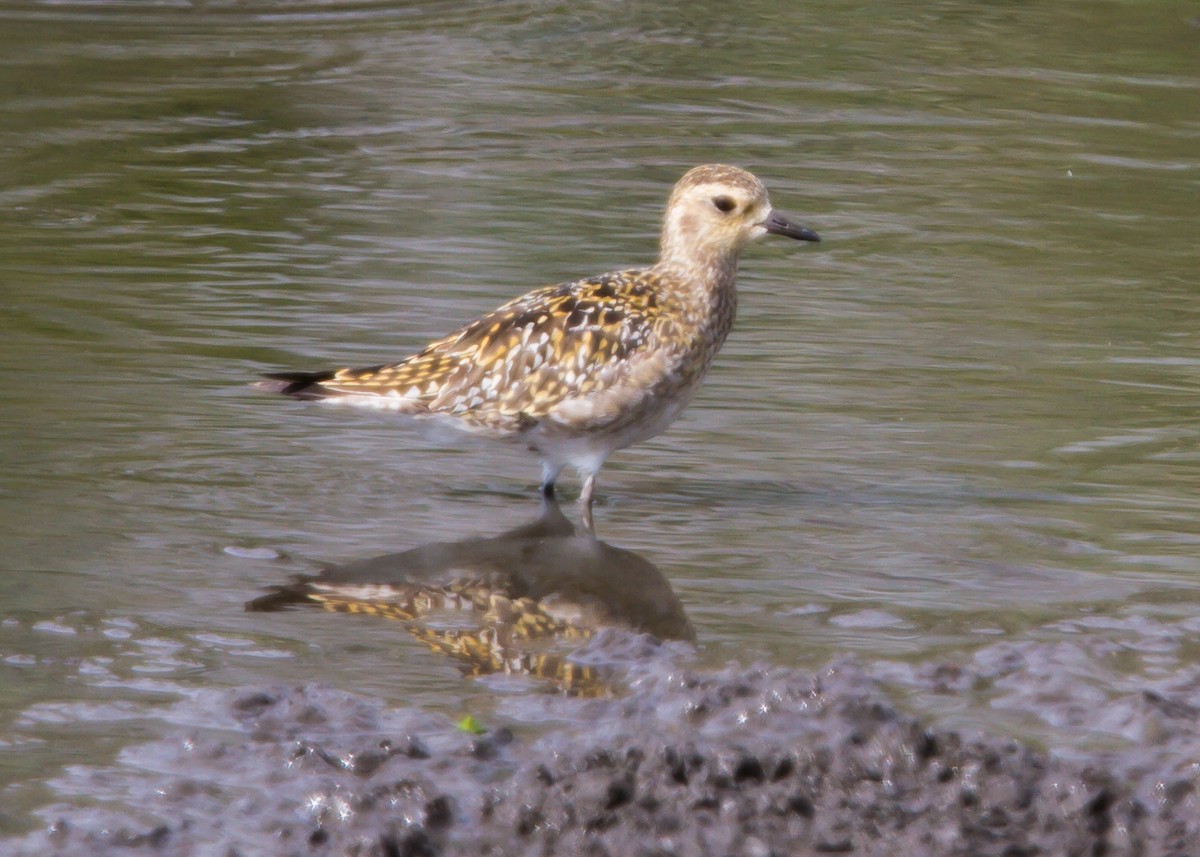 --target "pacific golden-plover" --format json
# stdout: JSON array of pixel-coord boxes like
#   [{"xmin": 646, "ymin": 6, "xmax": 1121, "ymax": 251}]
[{"xmin": 258, "ymin": 164, "xmax": 819, "ymax": 528}]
